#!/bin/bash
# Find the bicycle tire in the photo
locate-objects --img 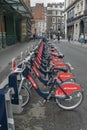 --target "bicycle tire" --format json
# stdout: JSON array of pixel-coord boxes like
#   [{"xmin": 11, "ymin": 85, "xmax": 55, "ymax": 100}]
[
  {"xmin": 55, "ymin": 91, "xmax": 83, "ymax": 110},
  {"xmin": 18, "ymin": 79, "xmax": 31, "ymax": 107},
  {"xmin": 19, "ymin": 85, "xmax": 31, "ymax": 107},
  {"xmin": 4, "ymin": 80, "xmax": 31, "ymax": 108}
]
